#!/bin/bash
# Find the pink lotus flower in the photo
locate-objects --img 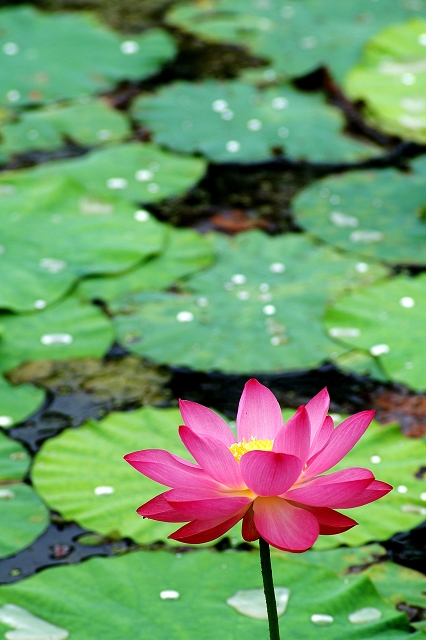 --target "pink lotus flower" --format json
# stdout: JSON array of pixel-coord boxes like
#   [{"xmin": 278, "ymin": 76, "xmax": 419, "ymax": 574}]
[{"xmin": 125, "ymin": 380, "xmax": 391, "ymax": 552}]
